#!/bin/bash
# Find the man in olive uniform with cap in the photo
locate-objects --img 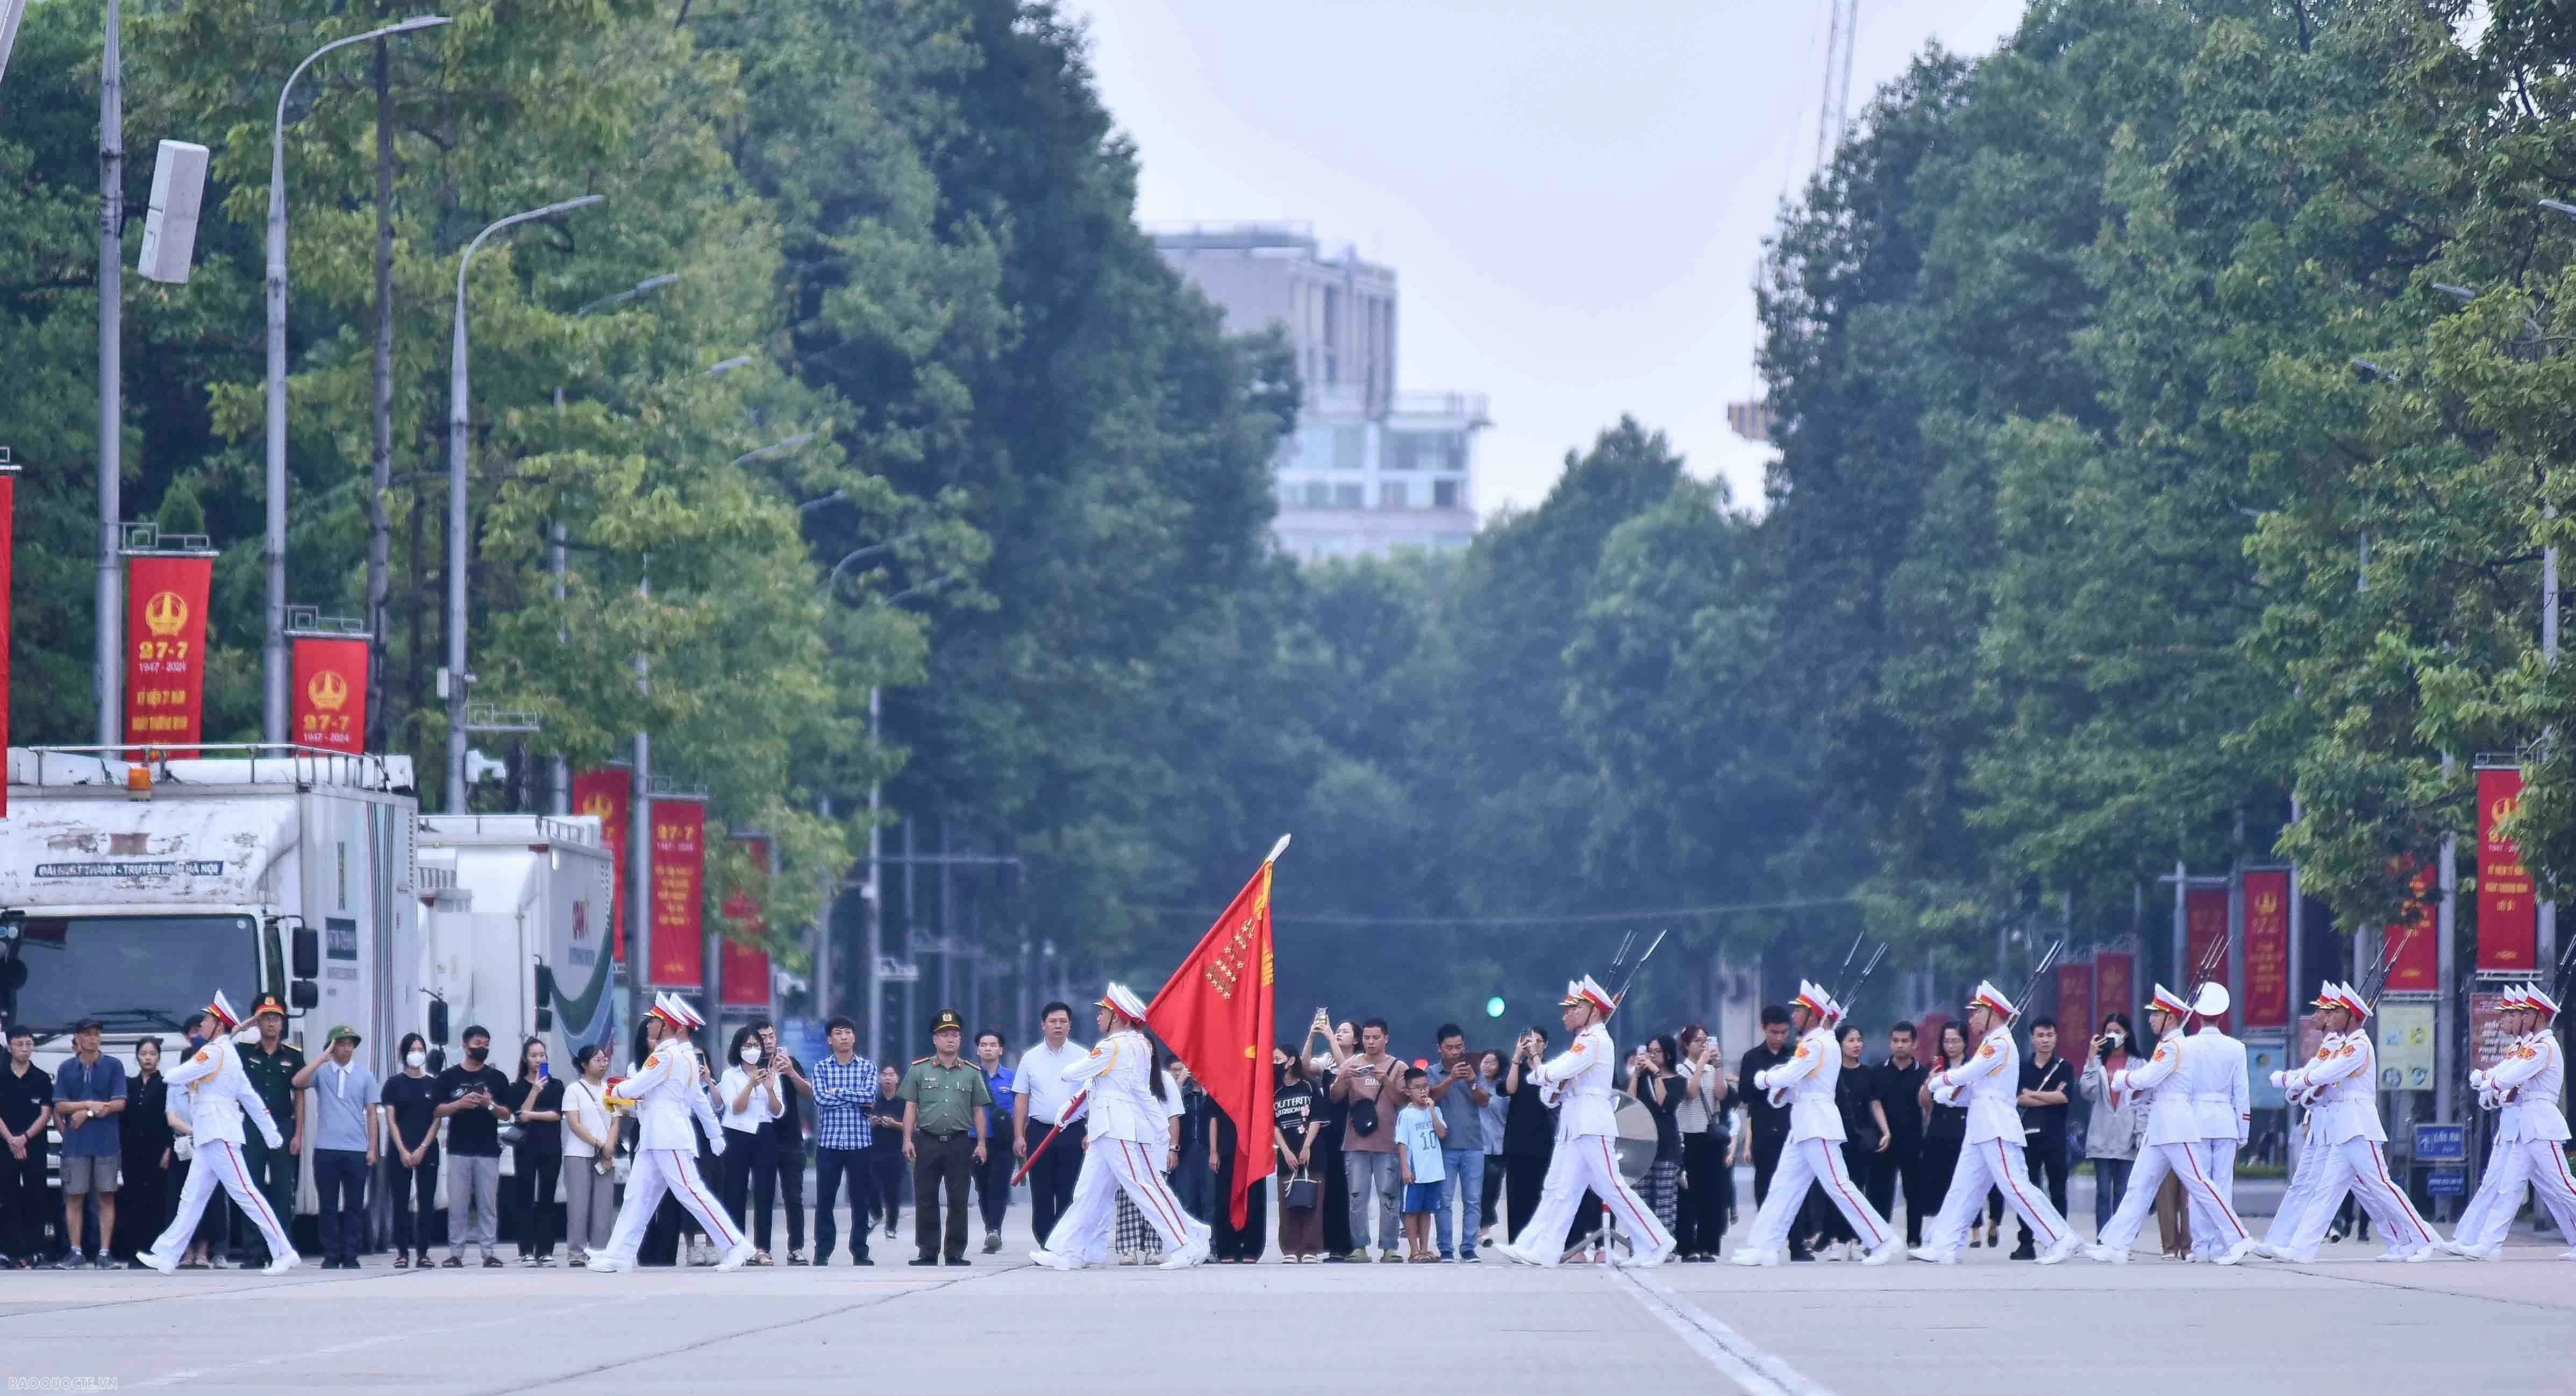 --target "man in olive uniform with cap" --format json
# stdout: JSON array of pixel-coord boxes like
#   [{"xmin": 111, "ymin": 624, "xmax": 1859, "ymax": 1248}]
[
  {"xmin": 900, "ymin": 1009, "xmax": 993, "ymax": 1266},
  {"xmin": 235, "ymin": 993, "xmax": 306, "ymax": 1267}
]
